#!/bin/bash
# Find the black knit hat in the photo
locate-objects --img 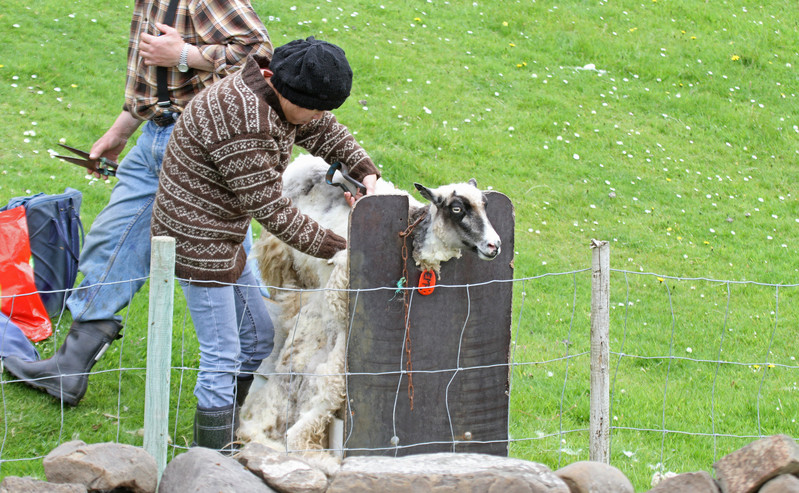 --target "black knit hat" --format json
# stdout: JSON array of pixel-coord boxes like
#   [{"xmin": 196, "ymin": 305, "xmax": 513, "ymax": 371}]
[{"xmin": 271, "ymin": 37, "xmax": 353, "ymax": 111}]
